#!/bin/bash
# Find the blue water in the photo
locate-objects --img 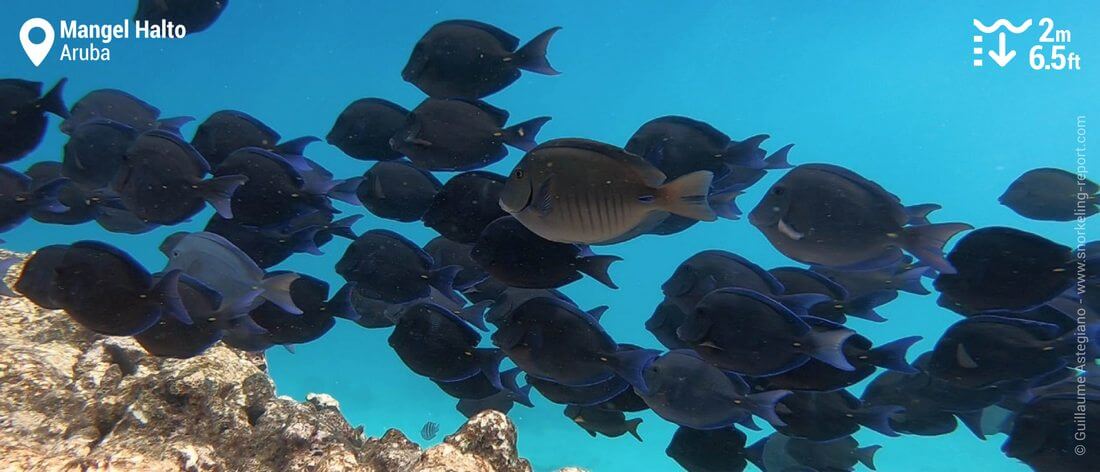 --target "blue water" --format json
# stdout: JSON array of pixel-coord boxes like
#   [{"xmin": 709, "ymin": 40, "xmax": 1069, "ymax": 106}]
[{"xmin": 3, "ymin": 1, "xmax": 1097, "ymax": 471}]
